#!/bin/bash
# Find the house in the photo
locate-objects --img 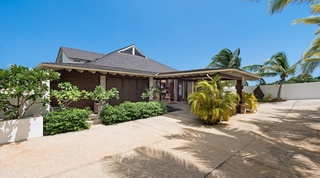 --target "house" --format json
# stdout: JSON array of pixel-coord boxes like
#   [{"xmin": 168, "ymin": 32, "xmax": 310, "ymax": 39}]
[{"xmin": 37, "ymin": 44, "xmax": 259, "ymax": 112}]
